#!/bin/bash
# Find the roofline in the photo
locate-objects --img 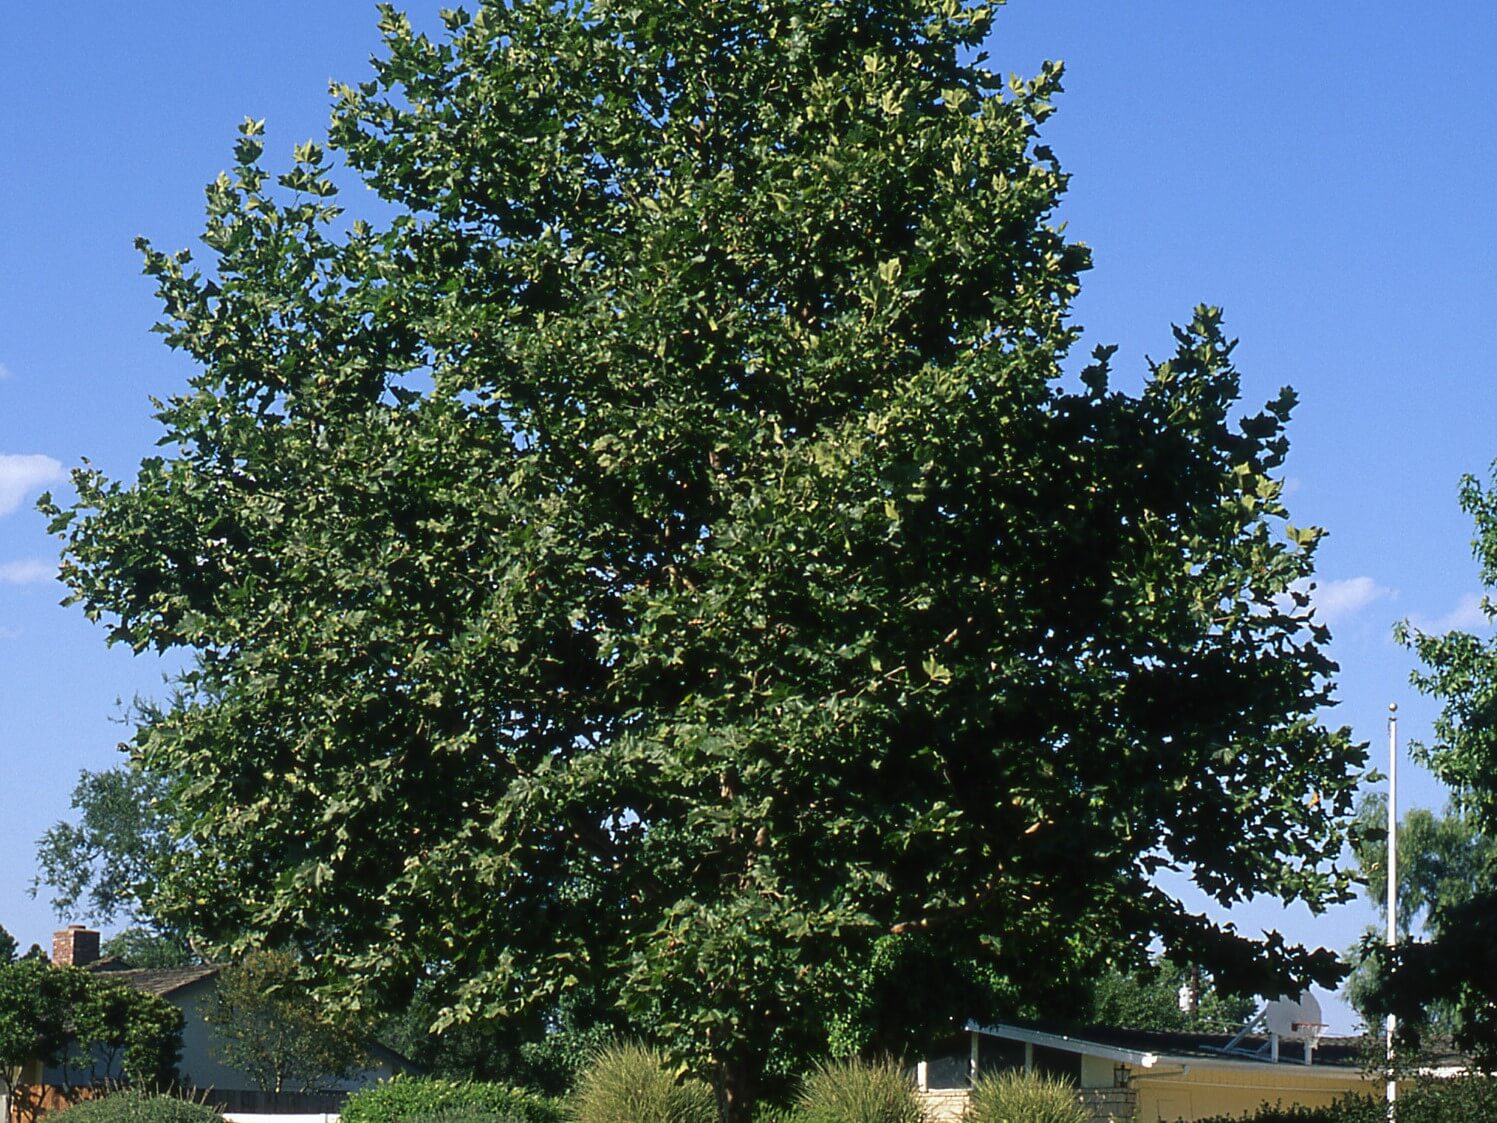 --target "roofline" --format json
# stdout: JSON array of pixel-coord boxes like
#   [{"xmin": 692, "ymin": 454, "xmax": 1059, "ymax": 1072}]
[
  {"xmin": 964, "ymin": 1021, "xmax": 1370, "ymax": 1081},
  {"xmin": 965, "ymin": 1021, "xmax": 1161, "ymax": 1068}
]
